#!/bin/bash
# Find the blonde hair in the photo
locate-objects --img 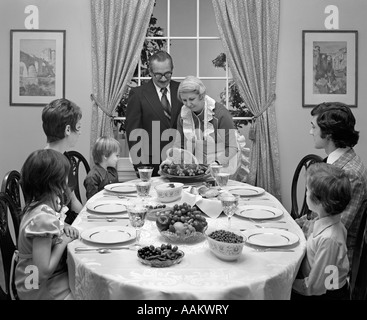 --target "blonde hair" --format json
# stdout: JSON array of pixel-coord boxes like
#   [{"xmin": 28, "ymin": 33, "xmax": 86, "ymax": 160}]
[
  {"xmin": 92, "ymin": 136, "xmax": 120, "ymax": 164},
  {"xmin": 177, "ymin": 75, "xmax": 206, "ymax": 101}
]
